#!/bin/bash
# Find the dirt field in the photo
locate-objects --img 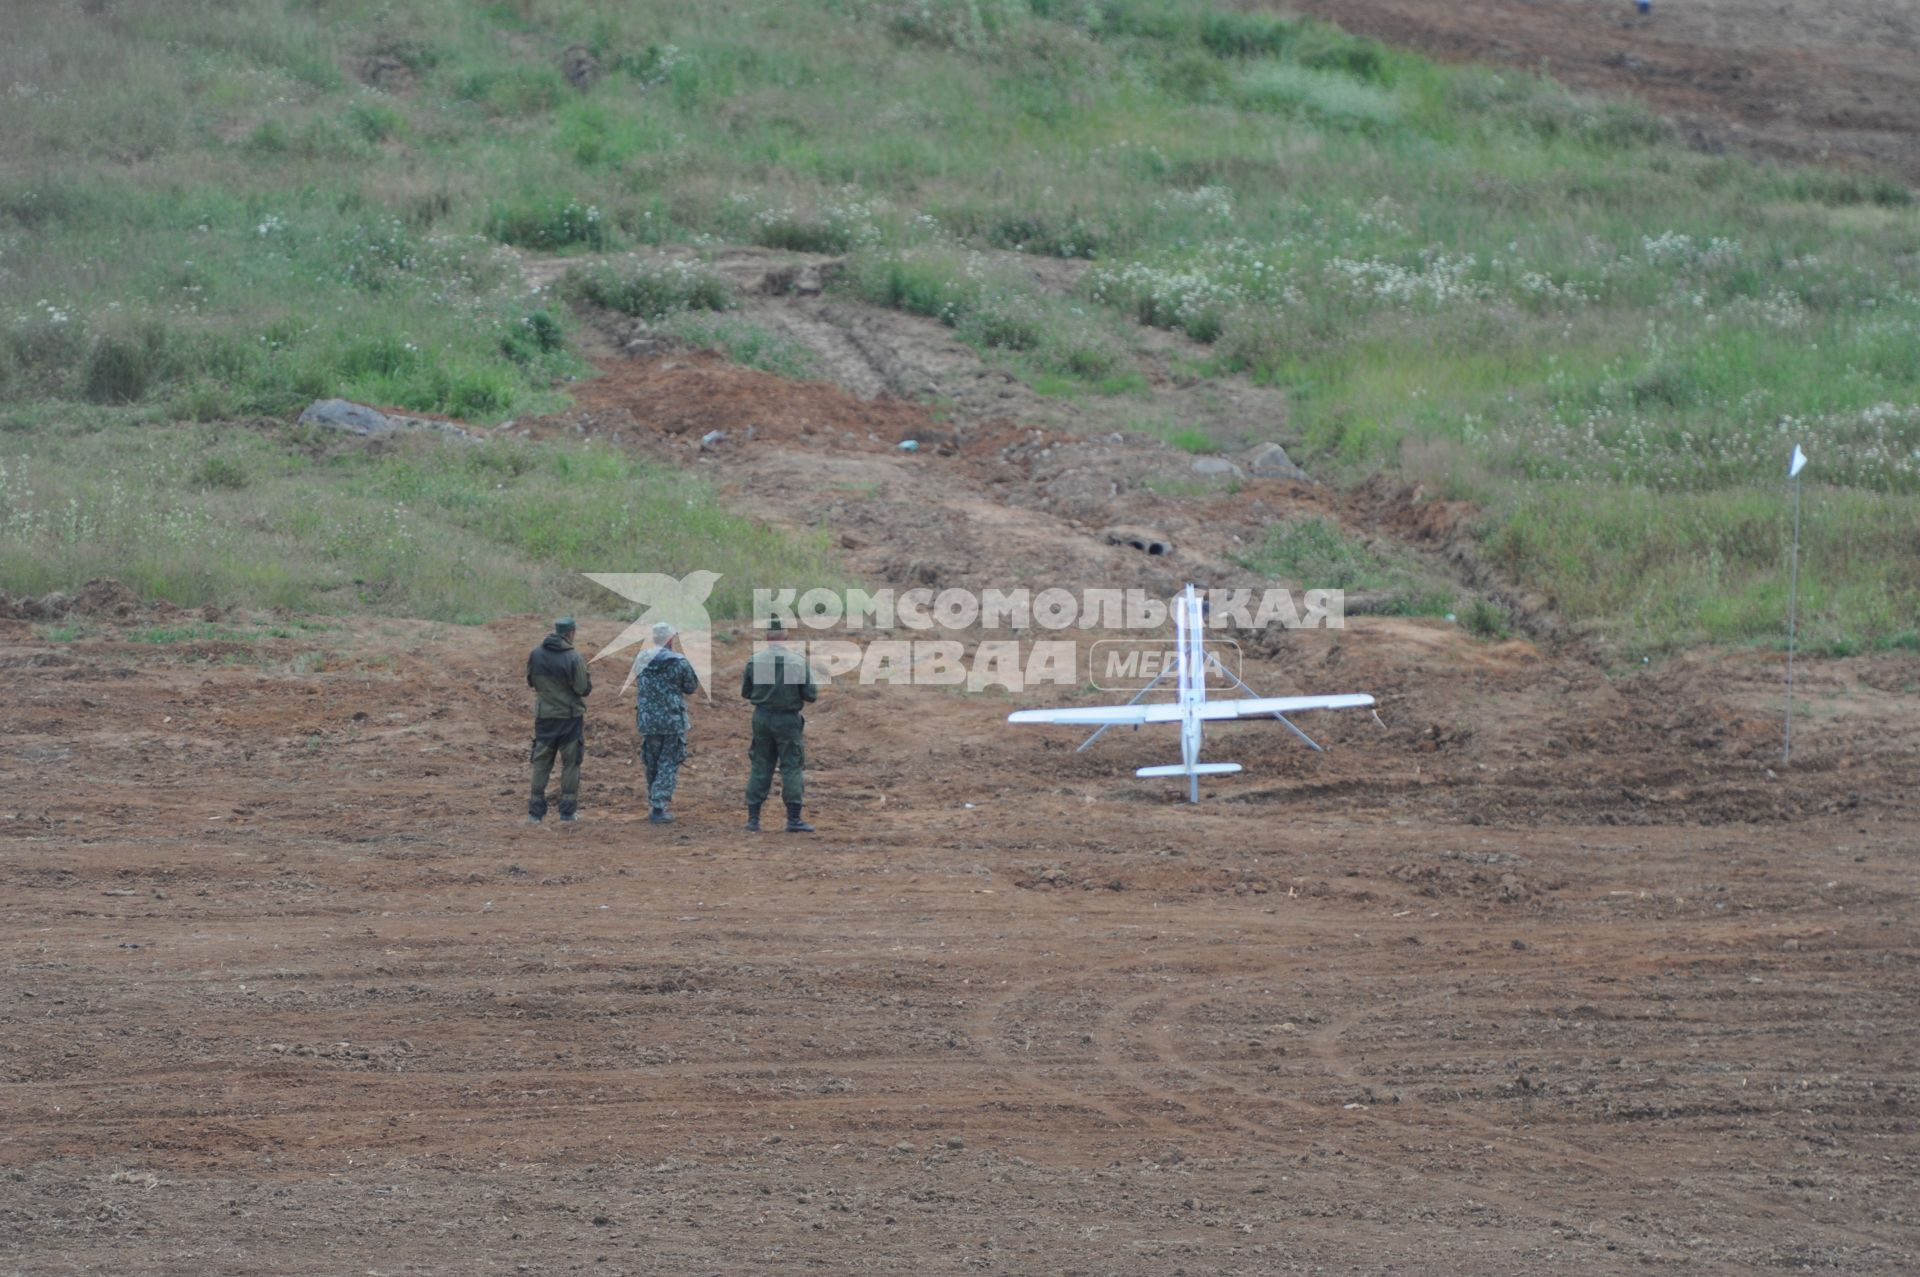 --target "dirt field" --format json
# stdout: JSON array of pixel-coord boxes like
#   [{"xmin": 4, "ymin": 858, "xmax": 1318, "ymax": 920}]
[
  {"xmin": 1298, "ymin": 0, "xmax": 1920, "ymax": 180},
  {"xmin": 4, "ymin": 590, "xmax": 1917, "ymax": 1274},
  {"xmin": 5, "ymin": 174, "xmax": 1920, "ymax": 1270}
]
